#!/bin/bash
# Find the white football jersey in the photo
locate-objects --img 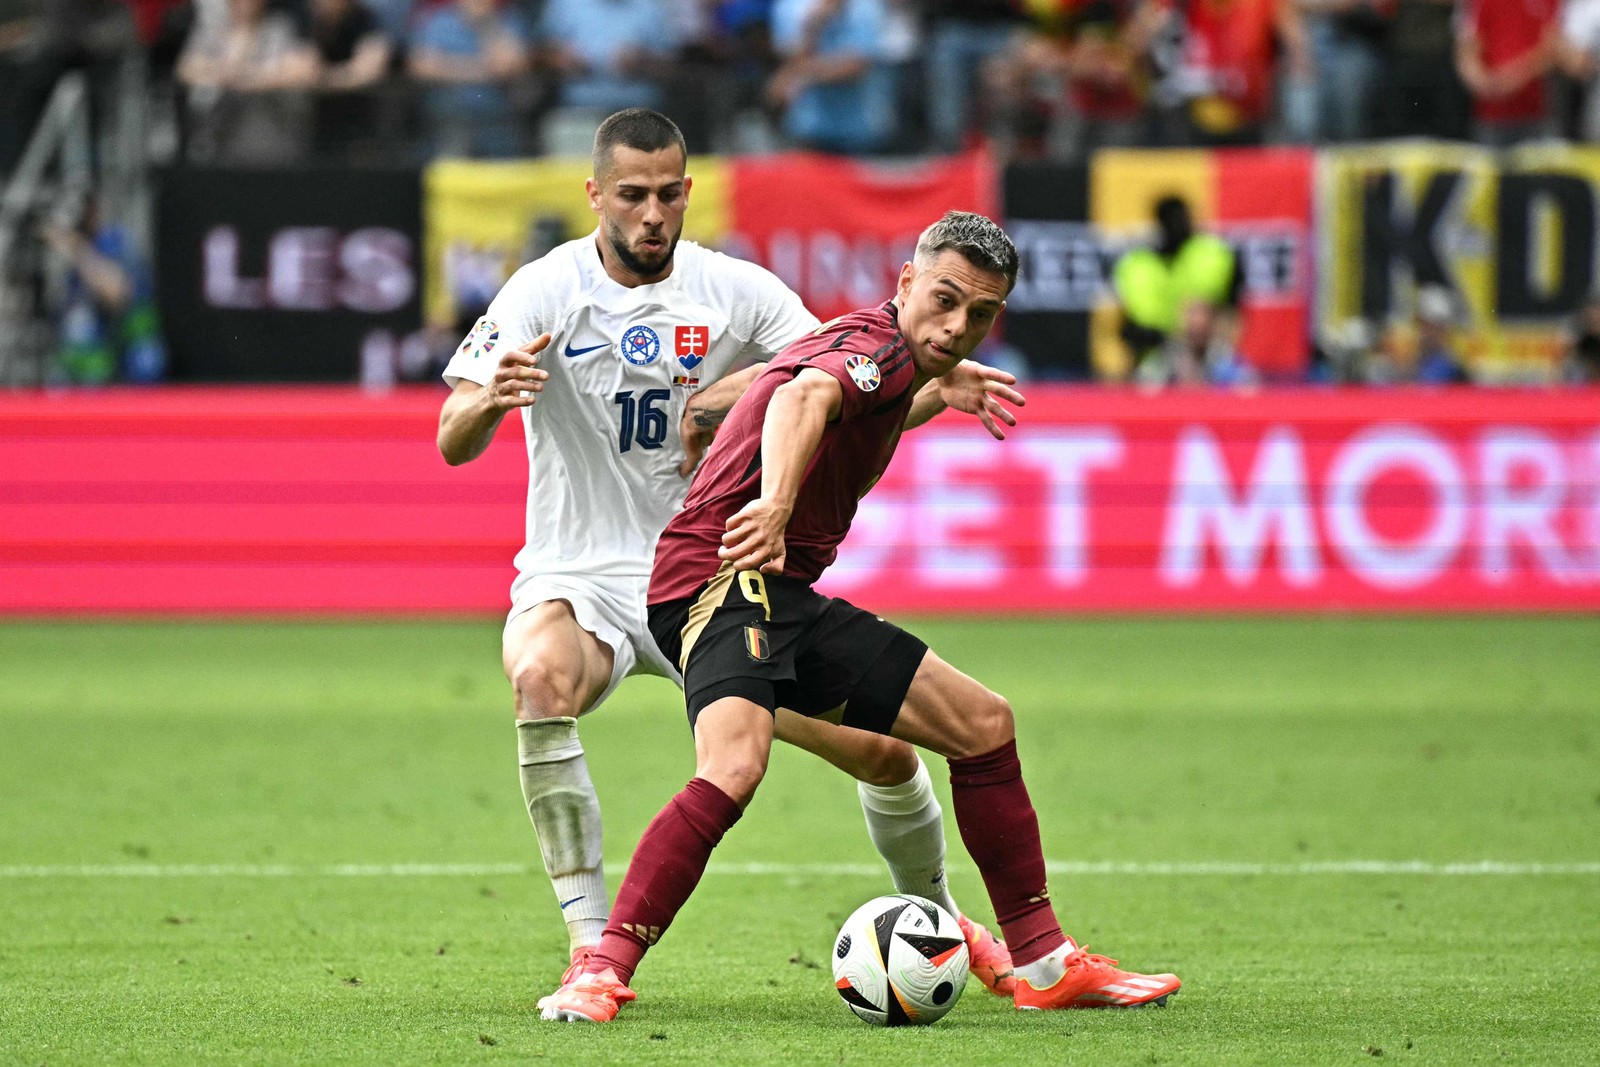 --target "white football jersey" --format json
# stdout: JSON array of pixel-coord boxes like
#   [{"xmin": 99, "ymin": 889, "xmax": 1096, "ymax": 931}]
[{"xmin": 444, "ymin": 232, "xmax": 819, "ymax": 583}]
